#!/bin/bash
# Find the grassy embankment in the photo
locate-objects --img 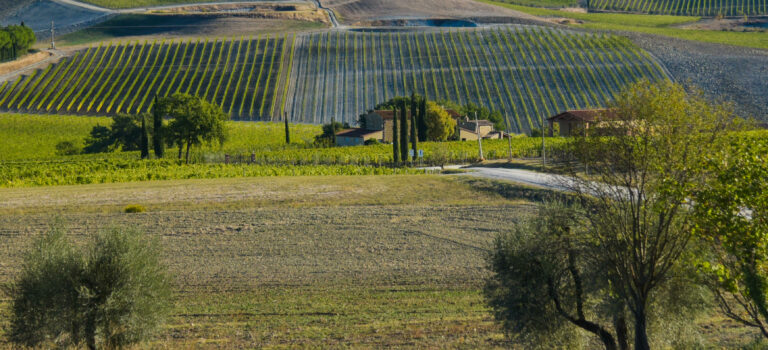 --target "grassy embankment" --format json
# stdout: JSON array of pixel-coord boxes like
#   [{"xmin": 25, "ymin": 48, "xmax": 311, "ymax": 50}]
[
  {"xmin": 479, "ymin": 0, "xmax": 768, "ymax": 49},
  {"xmin": 0, "ymin": 113, "xmax": 558, "ymax": 187}
]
